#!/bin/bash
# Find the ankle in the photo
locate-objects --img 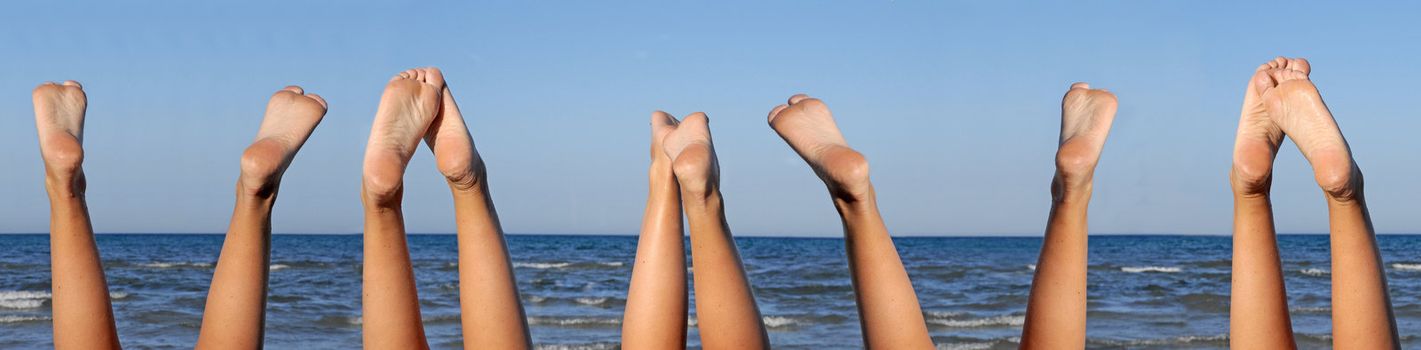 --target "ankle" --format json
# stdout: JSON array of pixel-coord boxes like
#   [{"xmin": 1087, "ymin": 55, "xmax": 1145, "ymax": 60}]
[
  {"xmin": 1318, "ymin": 166, "xmax": 1363, "ymax": 202},
  {"xmin": 44, "ymin": 172, "xmax": 86, "ymax": 198},
  {"xmin": 1051, "ymin": 173, "xmax": 1092, "ymax": 202}
]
